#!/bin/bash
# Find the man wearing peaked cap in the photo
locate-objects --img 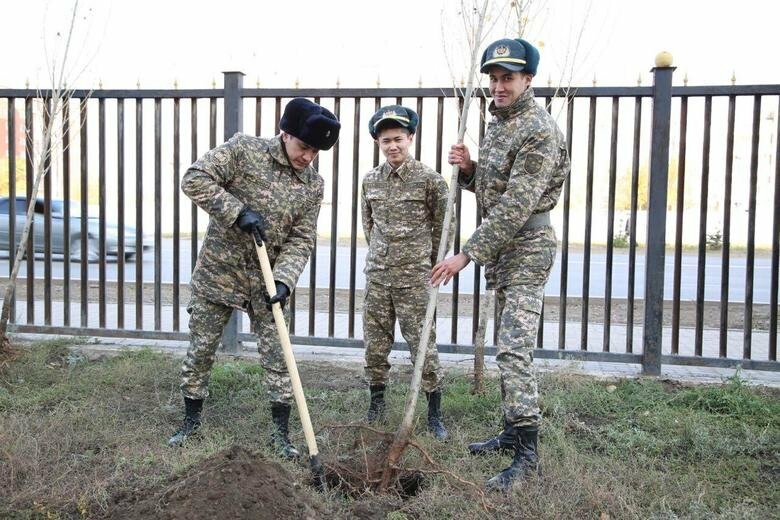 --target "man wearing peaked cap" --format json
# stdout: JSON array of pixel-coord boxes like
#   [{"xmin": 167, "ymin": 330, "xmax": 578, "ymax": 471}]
[
  {"xmin": 432, "ymin": 38, "xmax": 571, "ymax": 491},
  {"xmin": 361, "ymin": 105, "xmax": 452, "ymax": 439},
  {"xmin": 169, "ymin": 98, "xmax": 340, "ymax": 459}
]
